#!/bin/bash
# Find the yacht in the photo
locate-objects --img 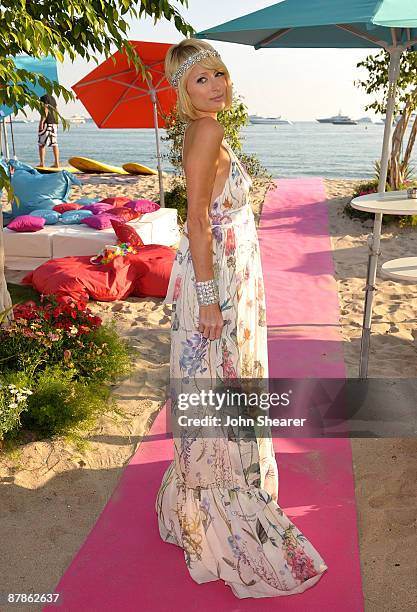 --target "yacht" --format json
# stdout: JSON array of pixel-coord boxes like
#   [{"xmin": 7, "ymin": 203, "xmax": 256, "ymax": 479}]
[
  {"xmin": 68, "ymin": 114, "xmax": 86, "ymax": 125},
  {"xmin": 317, "ymin": 111, "xmax": 356, "ymax": 124},
  {"xmin": 249, "ymin": 114, "xmax": 292, "ymax": 125},
  {"xmin": 357, "ymin": 116, "xmax": 373, "ymax": 124},
  {"xmin": 332, "ymin": 115, "xmax": 357, "ymax": 125}
]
